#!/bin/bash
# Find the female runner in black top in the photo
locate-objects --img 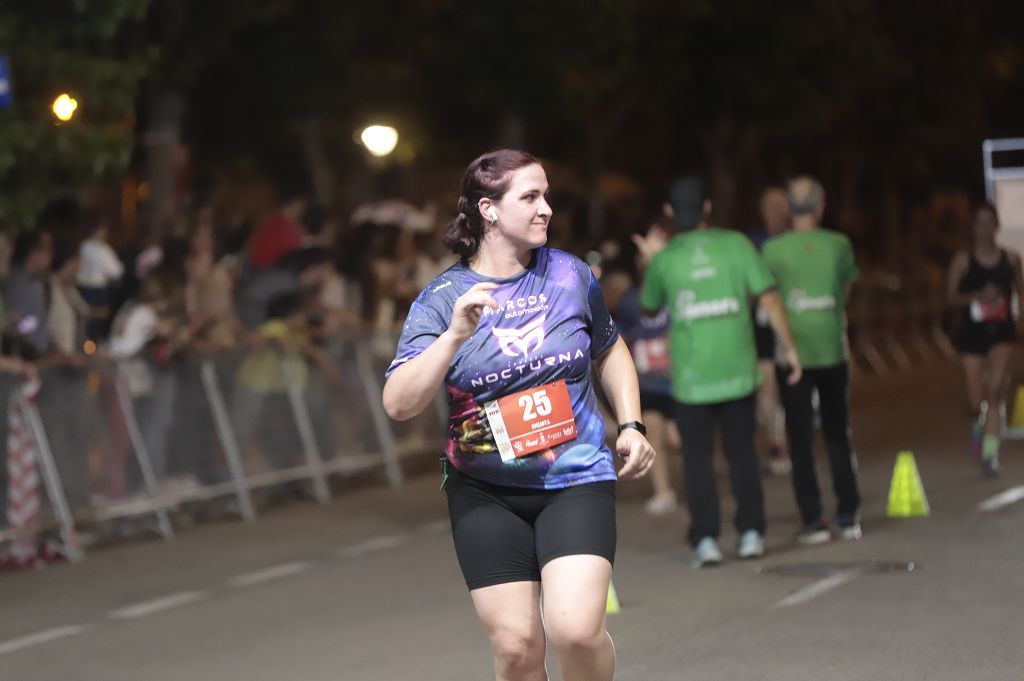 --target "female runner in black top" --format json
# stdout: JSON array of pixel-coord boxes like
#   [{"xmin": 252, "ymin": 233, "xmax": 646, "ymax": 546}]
[{"xmin": 947, "ymin": 203, "xmax": 1024, "ymax": 477}]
